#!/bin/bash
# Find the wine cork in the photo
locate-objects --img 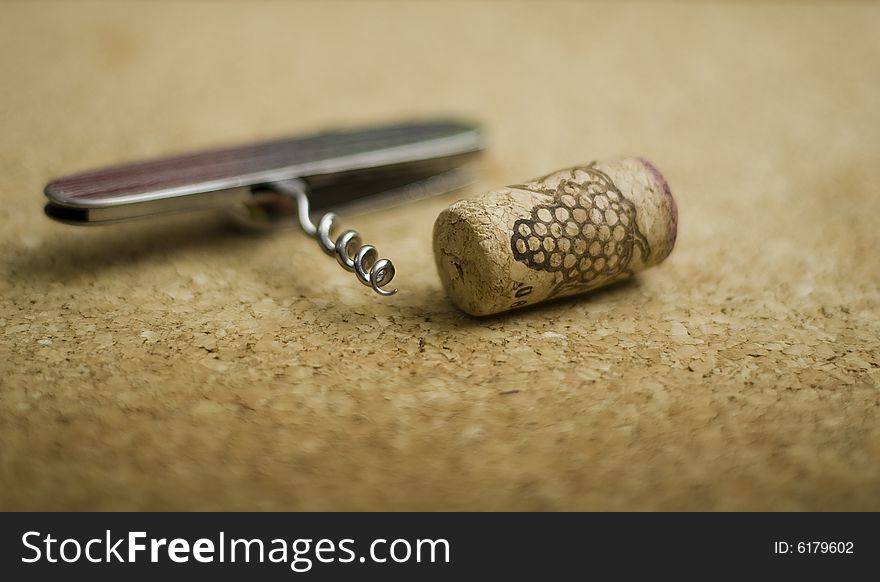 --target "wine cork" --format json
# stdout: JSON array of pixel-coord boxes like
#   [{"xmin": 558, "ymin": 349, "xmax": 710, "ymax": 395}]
[{"xmin": 433, "ymin": 158, "xmax": 678, "ymax": 316}]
